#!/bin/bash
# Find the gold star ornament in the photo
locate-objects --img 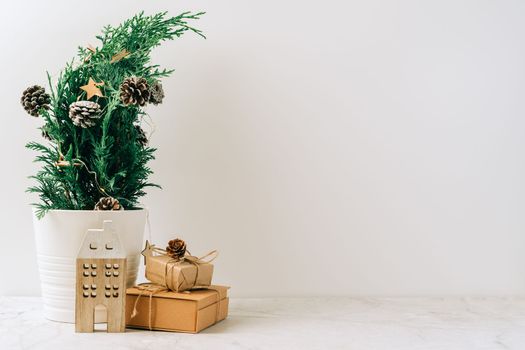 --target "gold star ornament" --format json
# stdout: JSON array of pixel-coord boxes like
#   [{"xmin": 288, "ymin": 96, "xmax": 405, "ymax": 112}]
[
  {"xmin": 141, "ymin": 240, "xmax": 154, "ymax": 261},
  {"xmin": 110, "ymin": 49, "xmax": 130, "ymax": 64},
  {"xmin": 80, "ymin": 77, "xmax": 104, "ymax": 100}
]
